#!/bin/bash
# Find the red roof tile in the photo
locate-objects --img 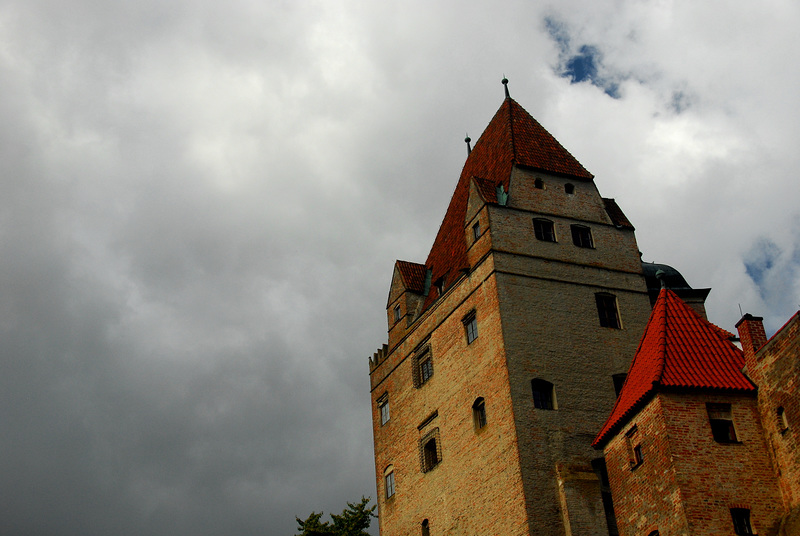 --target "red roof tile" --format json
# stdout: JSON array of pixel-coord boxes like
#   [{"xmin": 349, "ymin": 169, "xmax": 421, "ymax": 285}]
[
  {"xmin": 593, "ymin": 288, "xmax": 754, "ymax": 448},
  {"xmin": 422, "ymin": 98, "xmax": 593, "ymax": 309},
  {"xmin": 396, "ymin": 260, "xmax": 426, "ymax": 294},
  {"xmin": 602, "ymin": 198, "xmax": 635, "ymax": 230}
]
